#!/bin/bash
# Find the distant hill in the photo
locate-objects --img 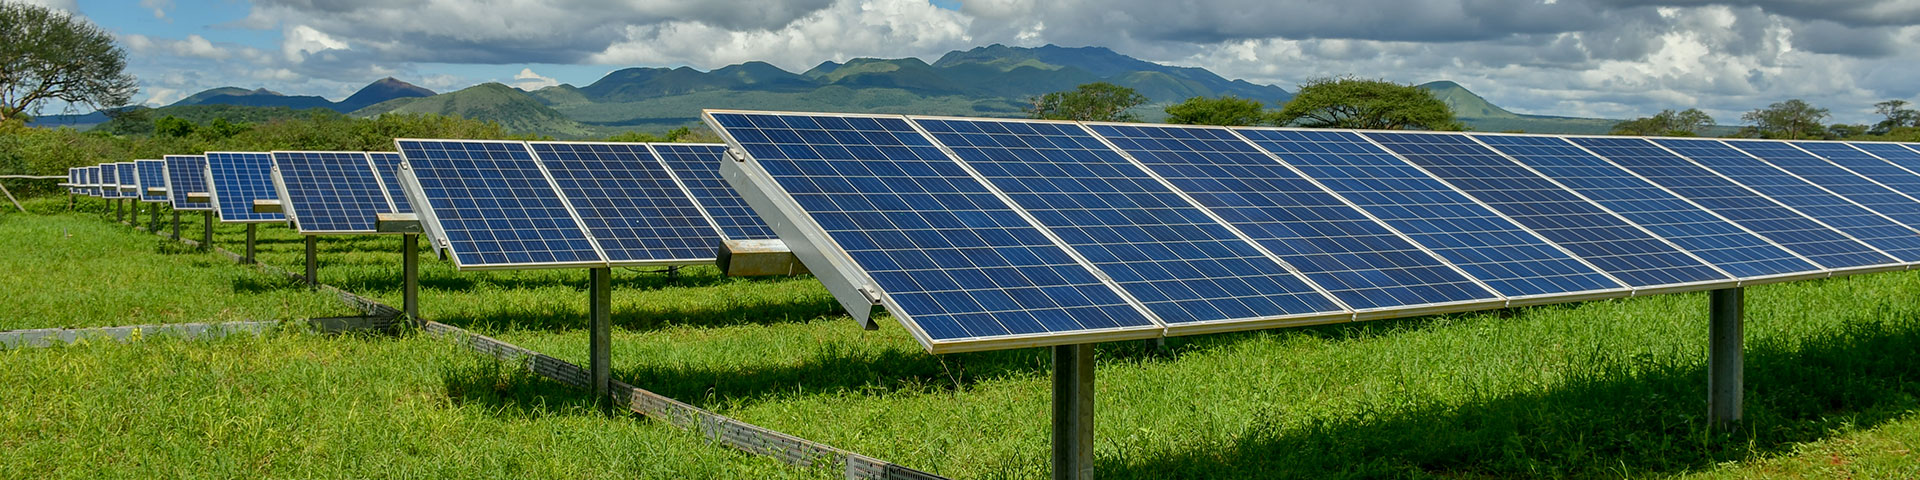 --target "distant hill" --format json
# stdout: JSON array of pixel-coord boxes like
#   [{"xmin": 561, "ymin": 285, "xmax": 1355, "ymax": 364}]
[
  {"xmin": 51, "ymin": 44, "xmax": 1647, "ymax": 137},
  {"xmin": 354, "ymin": 82, "xmax": 597, "ymax": 138}
]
